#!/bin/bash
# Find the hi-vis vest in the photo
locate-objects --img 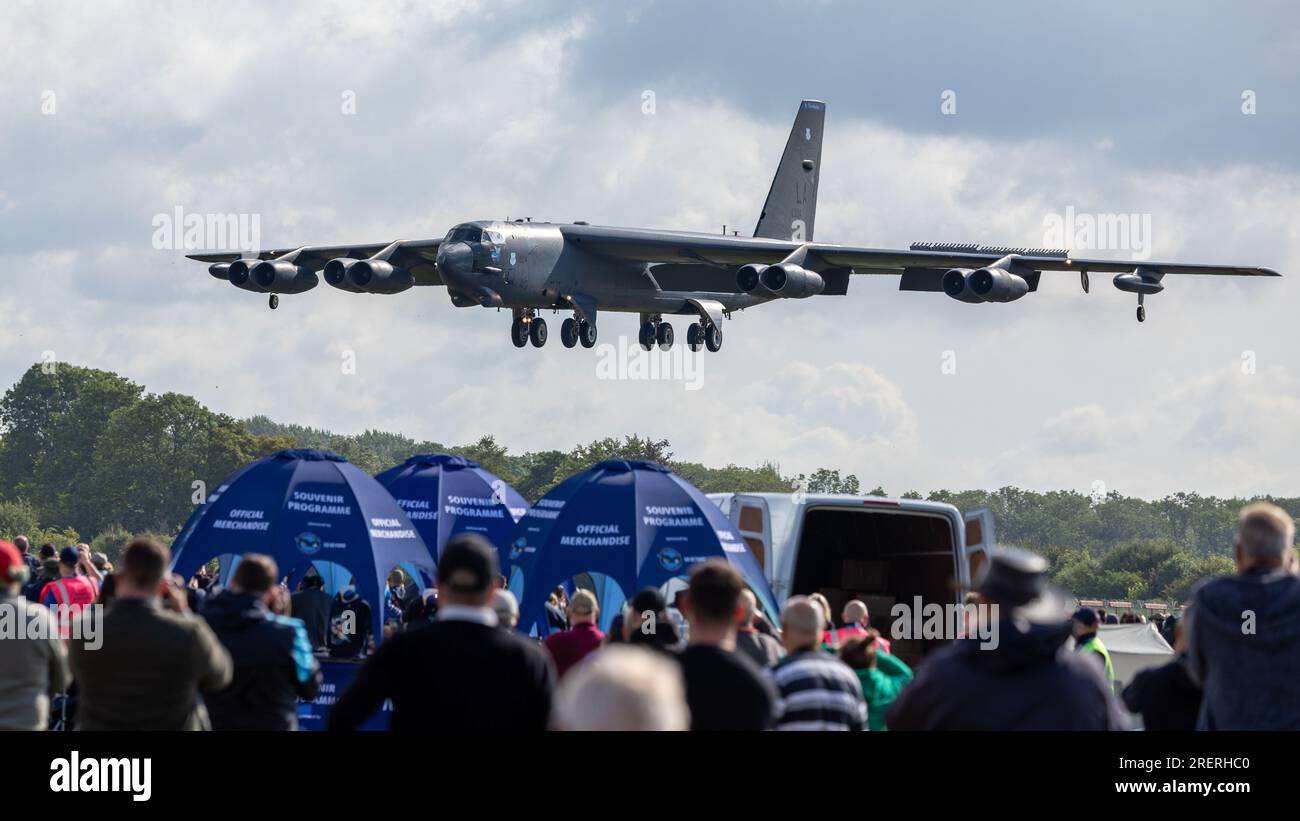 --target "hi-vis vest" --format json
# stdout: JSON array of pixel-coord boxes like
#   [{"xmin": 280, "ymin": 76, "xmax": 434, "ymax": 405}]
[{"xmin": 1078, "ymin": 635, "xmax": 1115, "ymax": 687}]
